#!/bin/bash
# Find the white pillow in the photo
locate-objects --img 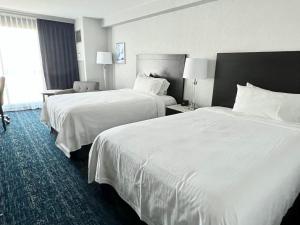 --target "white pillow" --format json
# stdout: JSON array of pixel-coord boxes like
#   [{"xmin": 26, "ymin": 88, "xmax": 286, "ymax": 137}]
[
  {"xmin": 133, "ymin": 75, "xmax": 165, "ymax": 95},
  {"xmin": 247, "ymin": 83, "xmax": 300, "ymax": 123},
  {"xmin": 233, "ymin": 85, "xmax": 283, "ymax": 120},
  {"xmin": 137, "ymin": 72, "xmax": 147, "ymax": 77},
  {"xmin": 158, "ymin": 79, "xmax": 170, "ymax": 95},
  {"xmin": 148, "ymin": 73, "xmax": 170, "ymax": 95}
]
